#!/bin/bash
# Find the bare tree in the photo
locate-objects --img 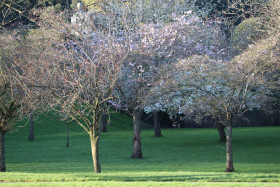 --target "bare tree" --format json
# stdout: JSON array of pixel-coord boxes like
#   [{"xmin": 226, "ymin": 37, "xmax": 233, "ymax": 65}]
[
  {"xmin": 0, "ymin": 31, "xmax": 23, "ymax": 172},
  {"xmin": 0, "ymin": 0, "xmax": 26, "ymax": 27},
  {"xmin": 9, "ymin": 8, "xmax": 127, "ymax": 173}
]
